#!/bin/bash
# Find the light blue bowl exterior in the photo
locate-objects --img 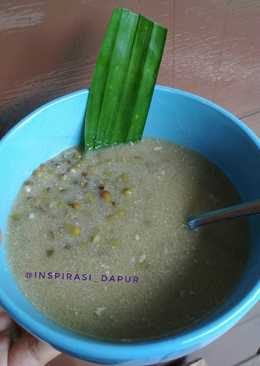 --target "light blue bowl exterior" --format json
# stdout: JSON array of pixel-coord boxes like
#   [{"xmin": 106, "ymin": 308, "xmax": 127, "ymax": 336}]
[{"xmin": 0, "ymin": 85, "xmax": 259, "ymax": 365}]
